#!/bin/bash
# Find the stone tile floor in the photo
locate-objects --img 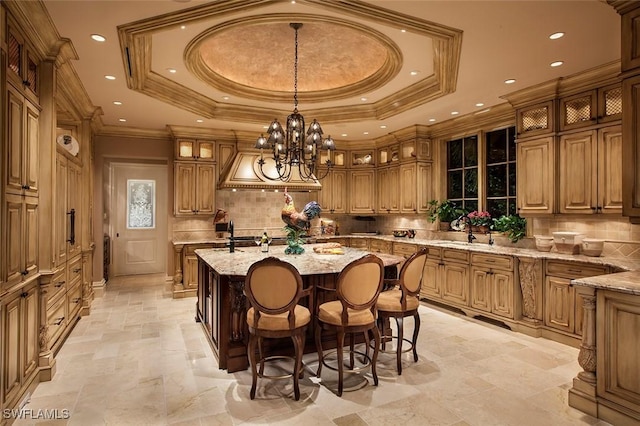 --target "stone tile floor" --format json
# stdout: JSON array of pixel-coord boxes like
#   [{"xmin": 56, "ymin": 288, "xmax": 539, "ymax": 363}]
[{"xmin": 14, "ymin": 274, "xmax": 611, "ymax": 425}]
